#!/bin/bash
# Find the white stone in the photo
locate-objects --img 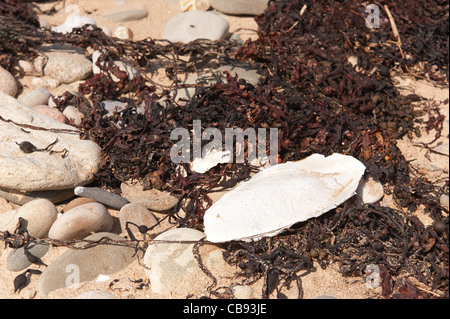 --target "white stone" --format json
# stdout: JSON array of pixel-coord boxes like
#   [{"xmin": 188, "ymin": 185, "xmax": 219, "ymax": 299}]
[
  {"xmin": 162, "ymin": 10, "xmax": 229, "ymax": 43},
  {"xmin": 356, "ymin": 176, "xmax": 384, "ymax": 204},
  {"xmin": 0, "ymin": 66, "xmax": 18, "ymax": 97},
  {"xmin": 0, "ymin": 92, "xmax": 101, "ymax": 191},
  {"xmin": 203, "ymin": 153, "xmax": 366, "ymax": 242},
  {"xmin": 0, "ymin": 199, "xmax": 58, "ymax": 238}
]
